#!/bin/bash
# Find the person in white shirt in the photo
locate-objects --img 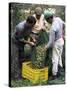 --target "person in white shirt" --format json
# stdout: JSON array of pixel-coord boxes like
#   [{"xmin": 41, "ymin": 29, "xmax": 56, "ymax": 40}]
[
  {"xmin": 44, "ymin": 10, "xmax": 65, "ymax": 79},
  {"xmin": 30, "ymin": 7, "xmax": 48, "ymax": 44}
]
